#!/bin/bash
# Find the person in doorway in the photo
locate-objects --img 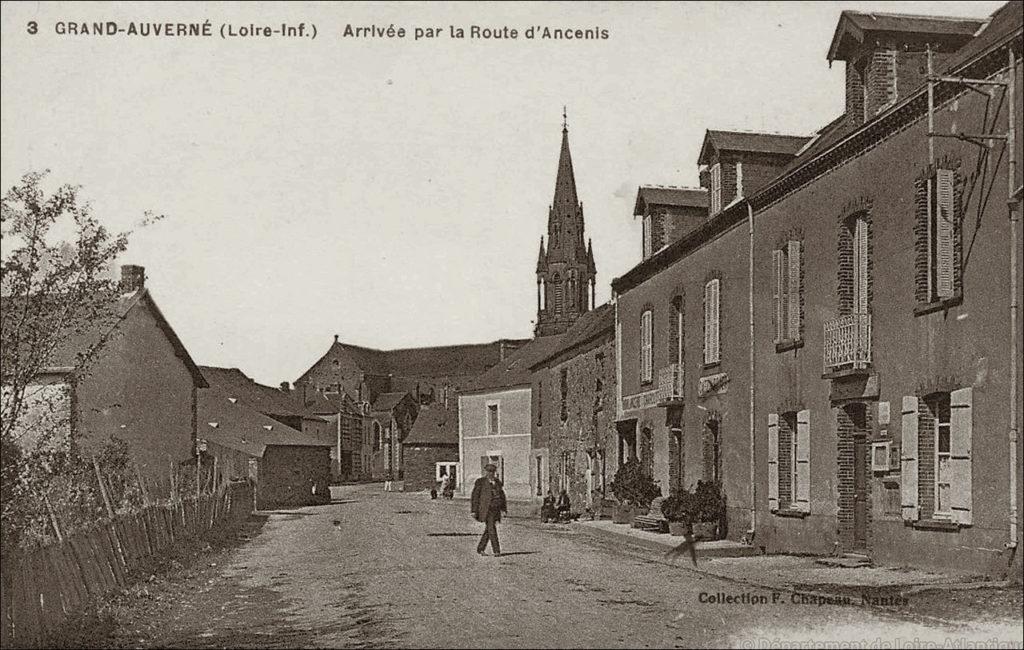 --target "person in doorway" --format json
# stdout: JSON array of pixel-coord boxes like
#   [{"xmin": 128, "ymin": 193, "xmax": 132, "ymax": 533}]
[{"xmin": 471, "ymin": 463, "xmax": 507, "ymax": 556}]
